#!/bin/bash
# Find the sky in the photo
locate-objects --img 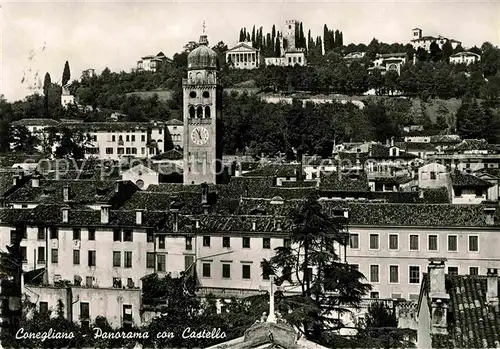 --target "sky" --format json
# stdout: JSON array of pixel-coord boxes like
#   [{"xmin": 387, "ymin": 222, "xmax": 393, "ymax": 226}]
[{"xmin": 1, "ymin": 0, "xmax": 499, "ymax": 102}]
